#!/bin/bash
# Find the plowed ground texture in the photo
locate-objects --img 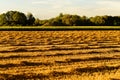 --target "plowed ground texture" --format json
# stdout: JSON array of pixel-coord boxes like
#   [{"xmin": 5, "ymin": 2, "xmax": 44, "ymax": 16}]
[{"xmin": 0, "ymin": 31, "xmax": 120, "ymax": 80}]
